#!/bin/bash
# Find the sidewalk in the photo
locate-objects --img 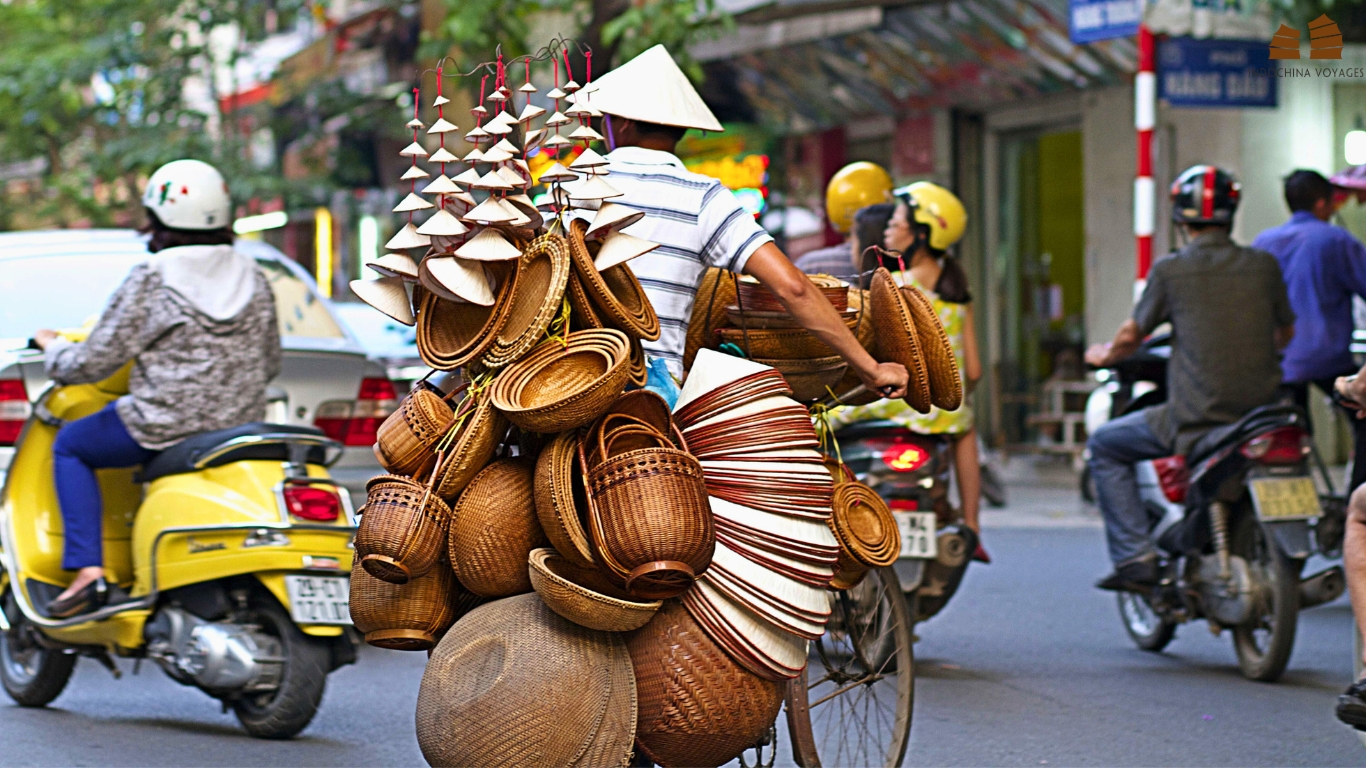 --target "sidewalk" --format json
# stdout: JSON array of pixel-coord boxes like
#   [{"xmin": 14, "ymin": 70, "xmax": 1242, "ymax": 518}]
[{"xmin": 979, "ymin": 453, "xmax": 1102, "ymax": 529}]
